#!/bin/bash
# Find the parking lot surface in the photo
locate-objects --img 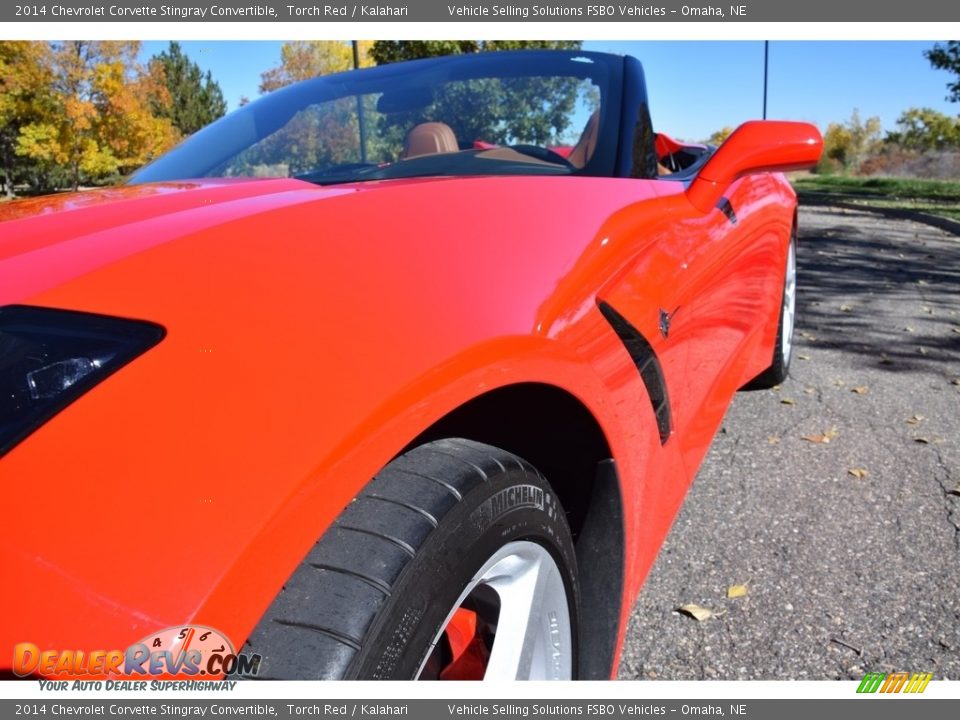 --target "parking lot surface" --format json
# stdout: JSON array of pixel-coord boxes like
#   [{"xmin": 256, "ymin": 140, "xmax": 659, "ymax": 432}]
[{"xmin": 618, "ymin": 205, "xmax": 960, "ymax": 680}]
